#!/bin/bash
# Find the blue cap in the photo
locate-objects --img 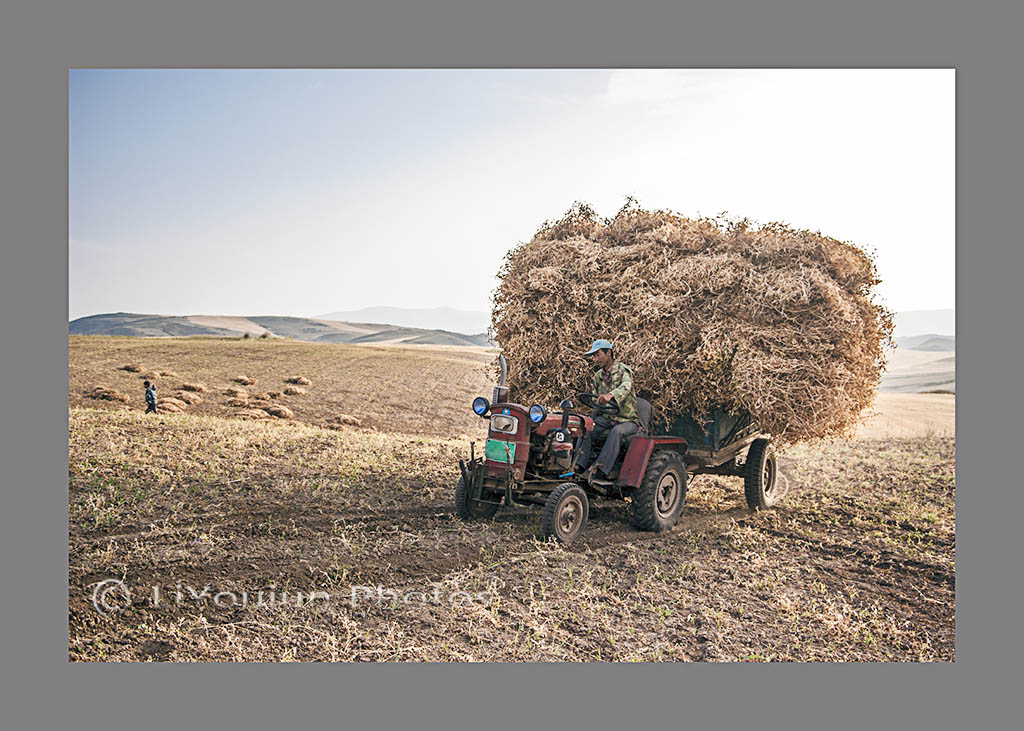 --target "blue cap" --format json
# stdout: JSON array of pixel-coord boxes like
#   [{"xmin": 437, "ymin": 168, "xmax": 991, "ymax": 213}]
[{"xmin": 584, "ymin": 339, "xmax": 613, "ymax": 355}]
